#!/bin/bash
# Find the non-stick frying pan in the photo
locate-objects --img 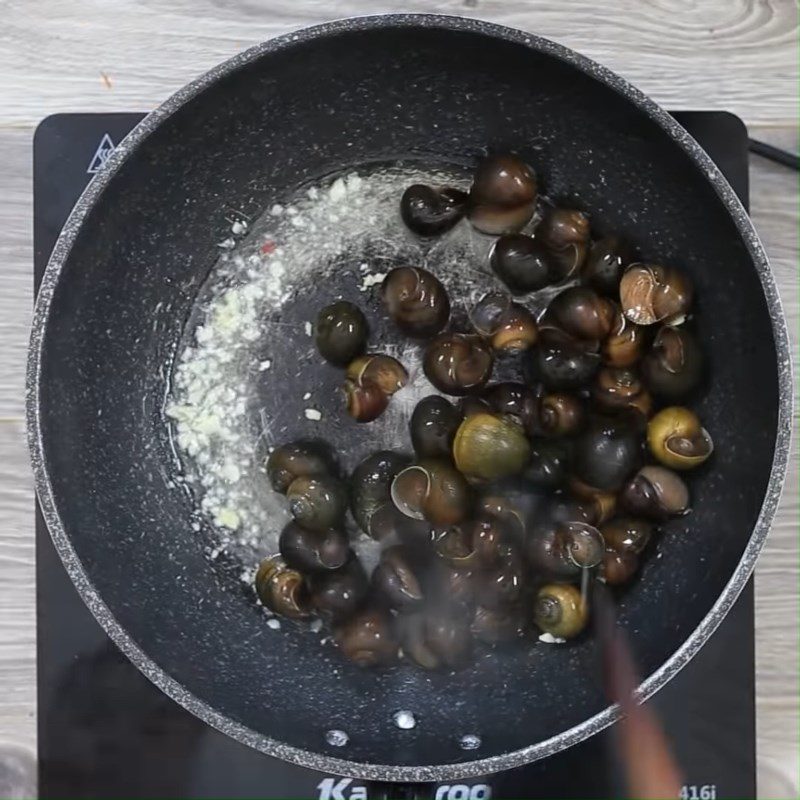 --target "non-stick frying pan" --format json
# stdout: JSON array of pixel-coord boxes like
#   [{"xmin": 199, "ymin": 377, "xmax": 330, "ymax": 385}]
[{"xmin": 27, "ymin": 14, "xmax": 792, "ymax": 783}]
